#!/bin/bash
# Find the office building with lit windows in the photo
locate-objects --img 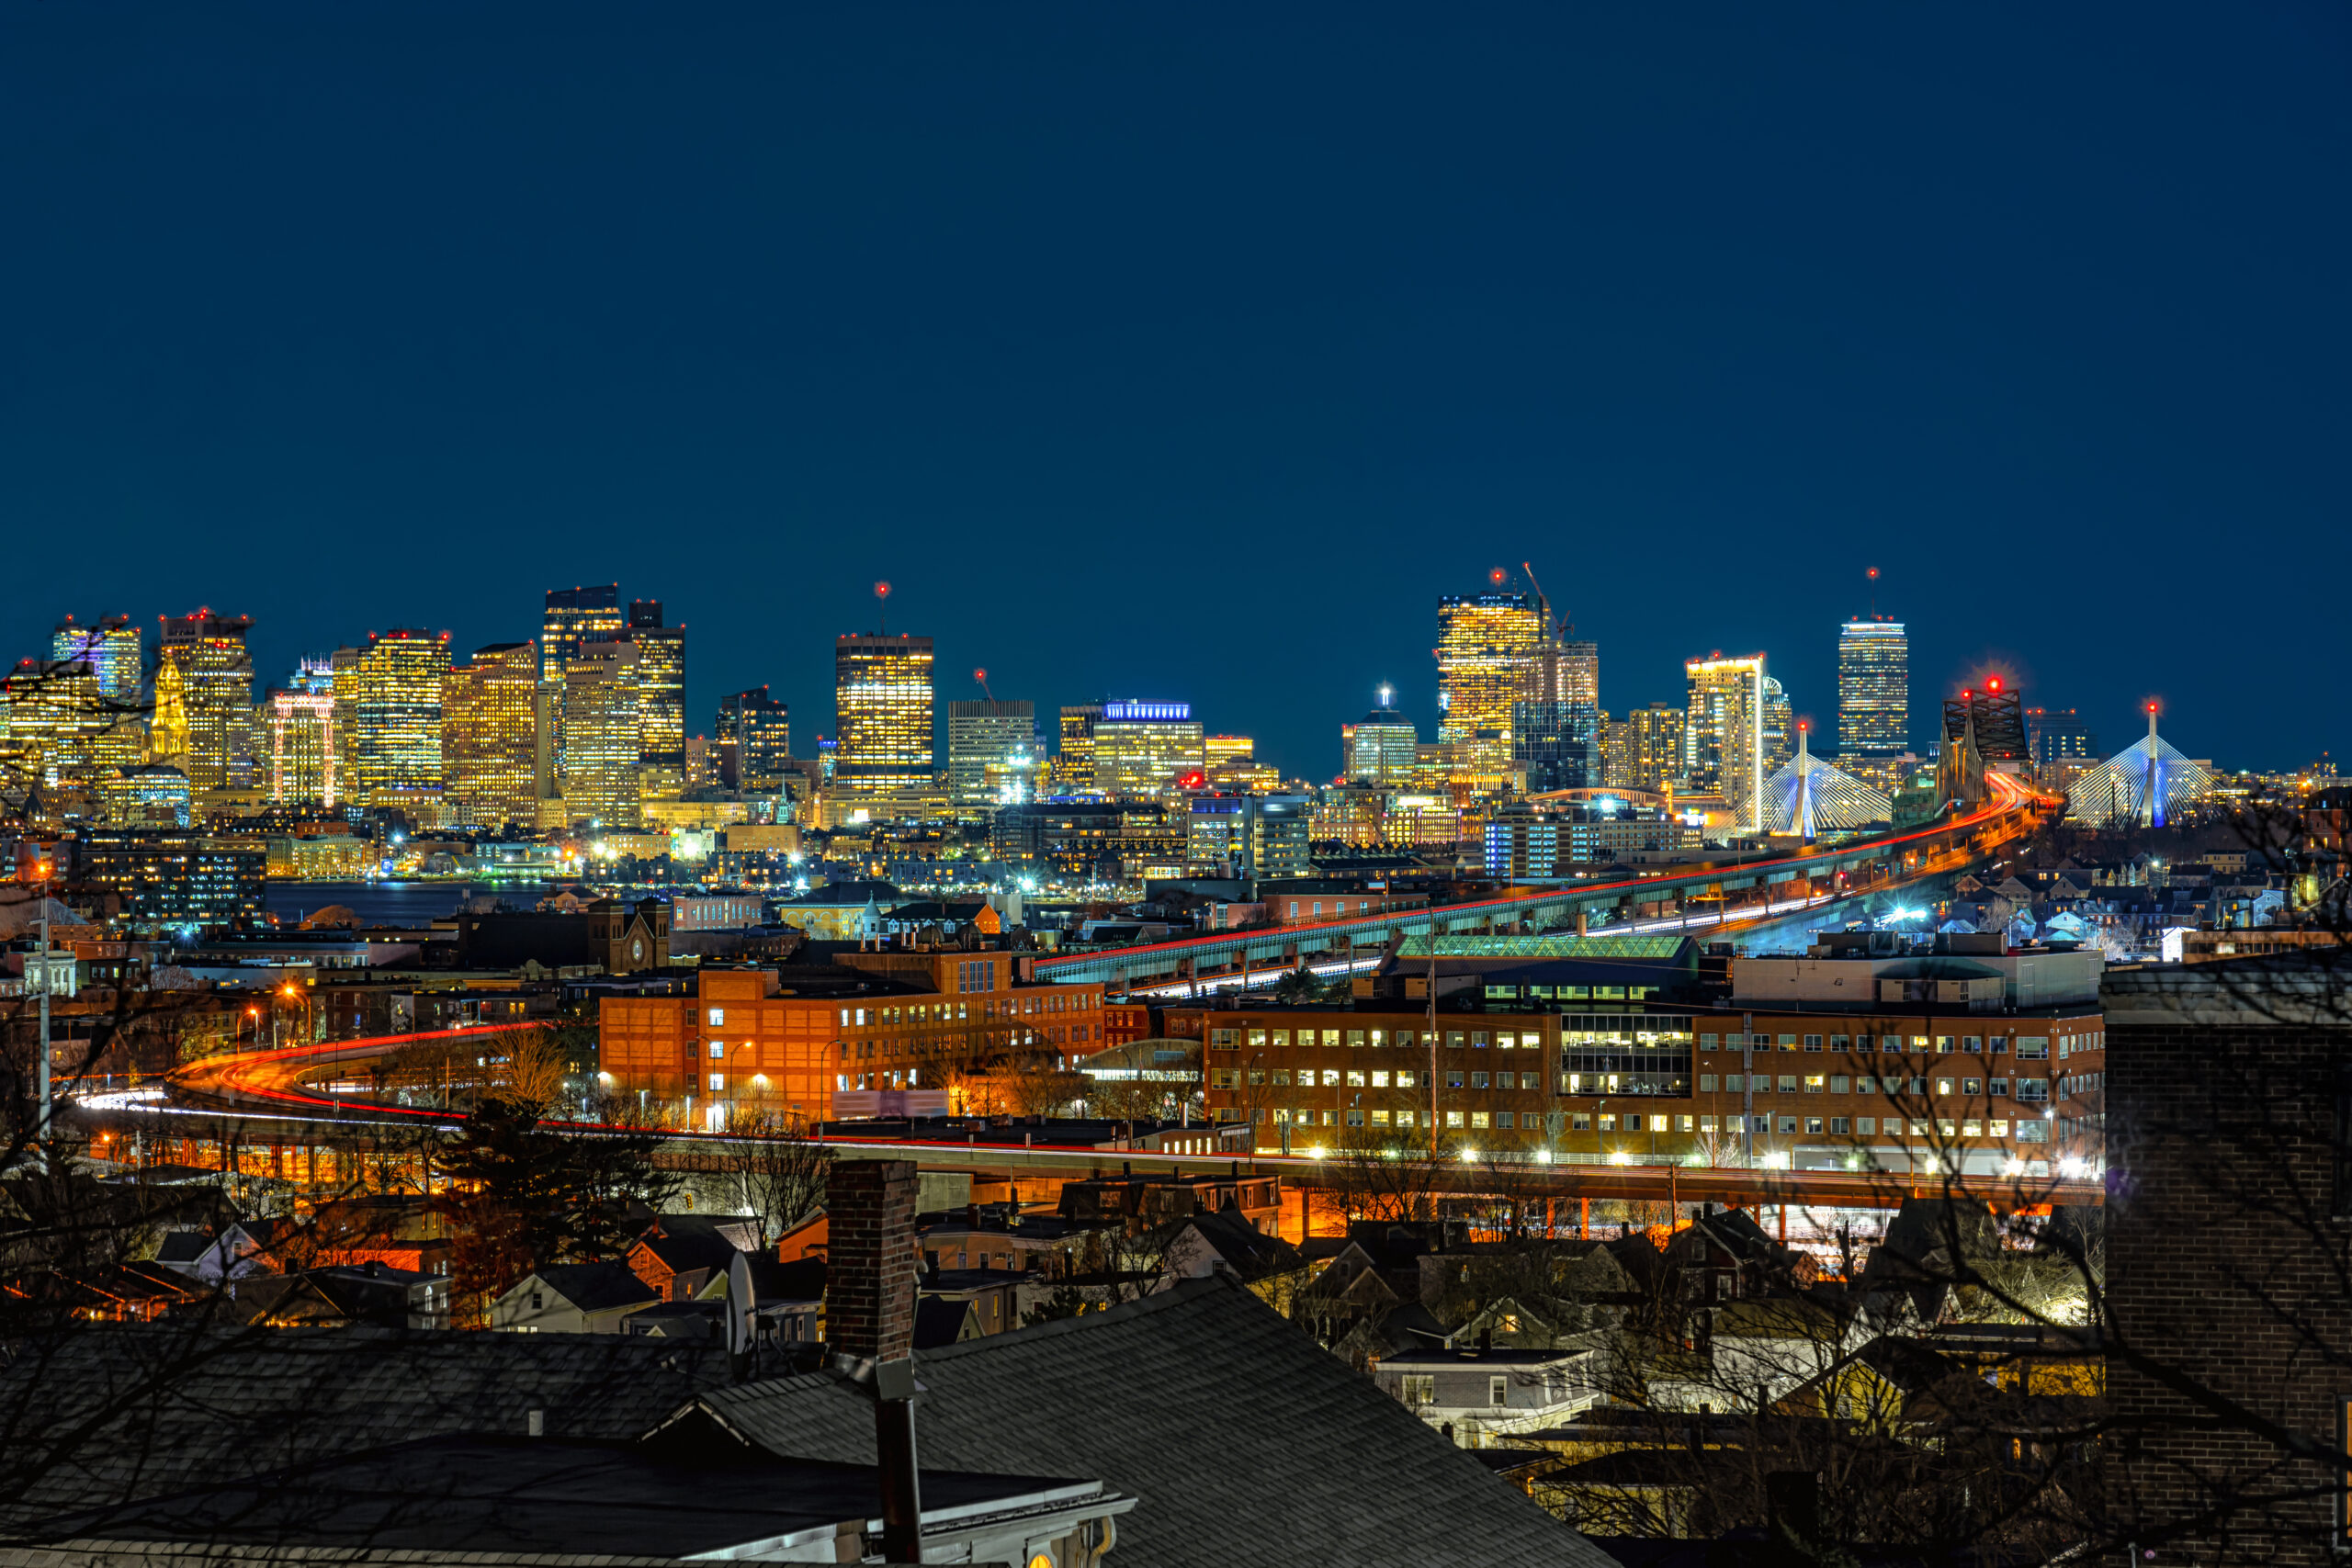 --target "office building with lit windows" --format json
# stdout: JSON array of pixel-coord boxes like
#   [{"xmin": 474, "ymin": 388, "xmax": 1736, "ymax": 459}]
[
  {"xmin": 625, "ymin": 601, "xmax": 686, "ymax": 800},
  {"xmin": 541, "ymin": 584, "xmax": 625, "ymax": 685},
  {"xmin": 1606, "ymin": 703, "xmax": 1687, "ymax": 793},
  {"xmin": 562, "ymin": 639, "xmax": 644, "ymax": 829},
  {"xmin": 1091, "ymin": 701, "xmax": 1205, "ymax": 801},
  {"xmin": 4, "ymin": 659, "xmax": 137, "ymax": 788},
  {"xmin": 159, "ymin": 612, "xmax": 255, "ymax": 791},
  {"xmin": 101, "ymin": 764, "xmax": 191, "ymax": 829},
  {"xmin": 441, "ymin": 641, "xmax": 538, "ymax": 830},
  {"xmin": 1344, "ymin": 691, "xmax": 1418, "ymax": 784},
  {"xmin": 267, "ymin": 691, "xmax": 338, "ymax": 806},
  {"xmin": 1055, "ymin": 704, "xmax": 1103, "ymax": 794},
  {"xmin": 1434, "ymin": 592, "xmax": 1544, "ymax": 747},
  {"xmin": 1837, "ymin": 619, "xmax": 1908, "ymax": 758},
  {"xmin": 2026, "ymin": 708, "xmax": 2099, "ymax": 779},
  {"xmin": 1762, "ymin": 675, "xmax": 1793, "ymax": 773},
  {"xmin": 716, "ymin": 688, "xmax": 792, "ymax": 791},
  {"xmin": 947, "ymin": 699, "xmax": 1035, "ymax": 808},
  {"xmin": 1512, "ymin": 700, "xmax": 1600, "ymax": 795},
  {"xmin": 1685, "ymin": 654, "xmax": 1768, "ymax": 833},
  {"xmin": 352, "ymin": 629, "xmax": 452, "ymax": 821},
  {"xmin": 52, "ymin": 616, "xmax": 141, "ymax": 701},
  {"xmin": 834, "ymin": 635, "xmax": 934, "ymax": 796}
]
